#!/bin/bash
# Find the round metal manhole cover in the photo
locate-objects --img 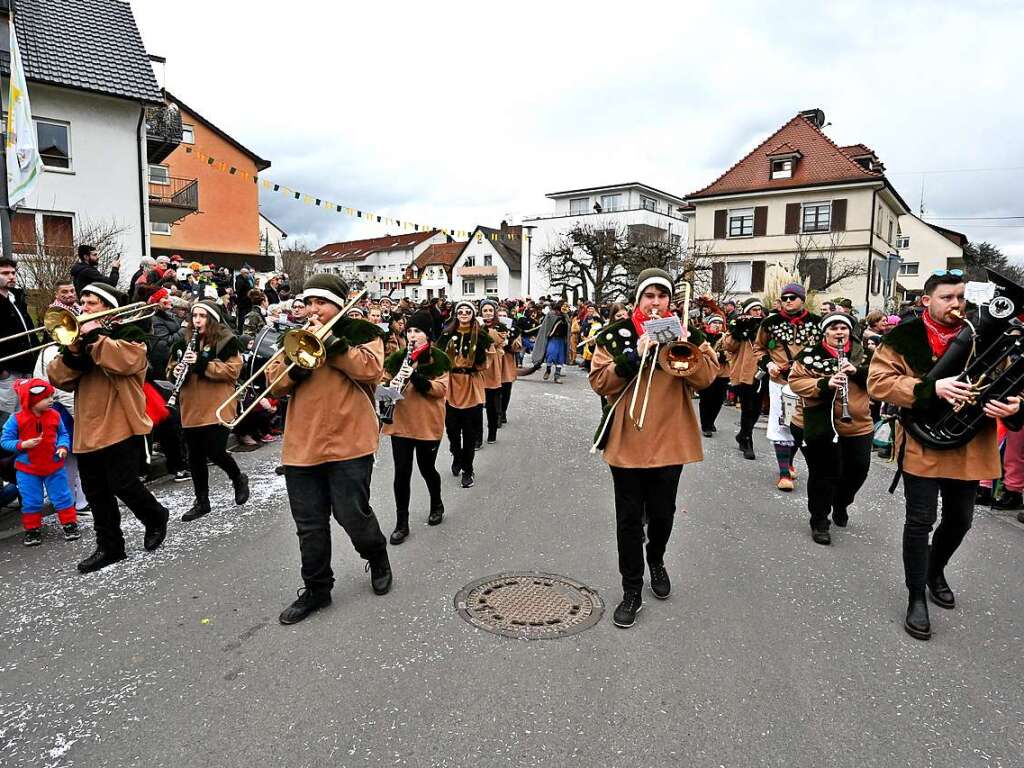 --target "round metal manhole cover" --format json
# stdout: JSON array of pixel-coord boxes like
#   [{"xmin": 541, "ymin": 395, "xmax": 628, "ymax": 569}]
[{"xmin": 455, "ymin": 572, "xmax": 604, "ymax": 640}]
